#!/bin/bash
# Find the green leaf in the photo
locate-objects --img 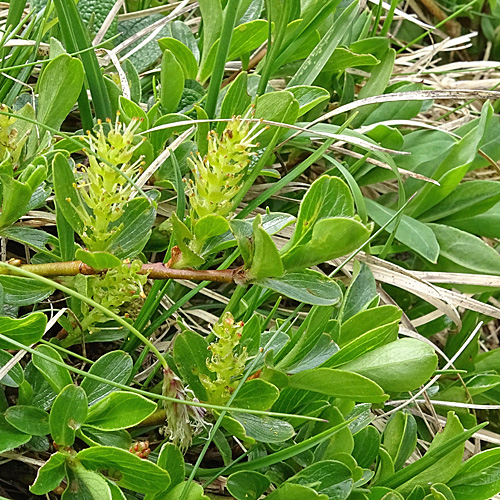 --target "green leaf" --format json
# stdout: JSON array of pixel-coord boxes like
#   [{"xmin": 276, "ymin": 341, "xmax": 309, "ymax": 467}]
[
  {"xmin": 161, "ymin": 50, "xmax": 185, "ymax": 113},
  {"xmin": 383, "ymin": 412, "xmax": 417, "ymax": 471},
  {"xmin": 430, "ymin": 484, "xmax": 456, "ymax": 500},
  {"xmin": 22, "ymin": 361, "xmax": 57, "ymax": 410},
  {"xmin": 0, "ymin": 276, "xmax": 54, "ymax": 306},
  {"xmin": 407, "ymin": 102, "xmax": 493, "ymax": 218},
  {"xmin": 259, "ymin": 270, "xmax": 343, "ymax": 306},
  {"xmin": 76, "ymin": 446, "xmax": 170, "ymax": 494},
  {"xmin": 287, "ymin": 86, "xmax": 330, "ymax": 116},
  {"xmin": 192, "ymin": 214, "xmax": 230, "ymax": 251},
  {"xmin": 75, "ymin": 249, "xmax": 122, "ymax": 271},
  {"xmin": 419, "ymin": 180, "xmax": 500, "ymax": 223},
  {"xmin": 284, "ymin": 176, "xmax": 355, "ymax": 251},
  {"xmin": 267, "ymin": 484, "xmax": 329, "ymax": 500},
  {"xmin": 200, "ymin": 20, "xmax": 269, "ymax": 82},
  {"xmin": 30, "ymin": 452, "xmax": 67, "ymax": 495},
  {"xmin": 53, "ymin": 153, "xmax": 85, "ymax": 235},
  {"xmin": 339, "ymin": 305, "xmax": 401, "ymax": 347},
  {"xmin": 281, "ymin": 217, "xmax": 370, "ymax": 272},
  {"xmin": 325, "ymin": 319, "xmax": 399, "ymax": 368},
  {"xmin": 324, "ymin": 47, "xmax": 379, "ymax": 73},
  {"xmin": 32, "ymin": 345, "xmax": 73, "ymax": 393},
  {"xmin": 198, "ymin": 0, "xmax": 223, "ymax": 70},
  {"xmin": 119, "ymin": 96, "xmax": 148, "ymax": 128},
  {"xmin": 49, "ymin": 384, "xmax": 88, "ymax": 446},
  {"xmin": 173, "ymin": 329, "xmax": 212, "ymax": 400},
  {"xmin": 36, "ymin": 54, "xmax": 84, "ymax": 131},
  {"xmin": 0, "ymin": 350, "xmax": 24, "ymax": 388},
  {"xmin": 79, "ymin": 427, "xmax": 131, "ymax": 449},
  {"xmin": 161, "ymin": 481, "xmax": 209, "ymax": 500},
  {"xmin": 0, "ymin": 312, "xmax": 46, "ymax": 349},
  {"xmin": 230, "ymin": 412, "xmax": 295, "ymax": 443},
  {"xmin": 158, "ymin": 38, "xmax": 198, "ymax": 79},
  {"xmin": 341, "ymin": 339, "xmax": 438, "ymax": 393},
  {"xmin": 109, "ymin": 197, "xmax": 156, "ymax": 259},
  {"xmin": 80, "ymin": 351, "xmax": 133, "ymax": 406},
  {"xmin": 352, "ymin": 426, "xmax": 381, "ymax": 469},
  {"xmin": 340, "ymin": 264, "xmax": 375, "ymax": 320},
  {"xmin": 85, "ymin": 392, "xmax": 156, "ymax": 431},
  {"xmin": 449, "ymin": 448, "xmax": 500, "ymax": 500},
  {"xmin": 277, "ymin": 305, "xmax": 335, "ymax": 372},
  {"xmin": 227, "ymin": 471, "xmax": 270, "ymax": 500},
  {"xmin": 231, "ymin": 379, "xmax": 280, "ymax": 410},
  {"xmin": 5, "ymin": 405, "xmax": 50, "ymax": 436},
  {"xmin": 157, "ymin": 442, "xmax": 185, "ymax": 491},
  {"xmin": 0, "ymin": 414, "xmax": 31, "ymax": 453},
  {"xmin": 288, "ymin": 368, "xmax": 388, "ymax": 403},
  {"xmin": 52, "ymin": 0, "xmax": 112, "ymax": 121},
  {"xmin": 287, "ymin": 1, "xmax": 359, "ymax": 87},
  {"xmin": 284, "ymin": 460, "xmax": 353, "ymax": 500},
  {"xmin": 170, "ymin": 213, "xmax": 205, "ymax": 268},
  {"xmin": 350, "ymin": 49, "xmax": 396, "ymax": 128},
  {"xmin": 393, "ymin": 412, "xmax": 466, "ymax": 494},
  {"xmin": 63, "ymin": 463, "xmax": 112, "ymax": 500},
  {"xmin": 428, "ymin": 223, "xmax": 500, "ymax": 275},
  {"xmin": 365, "ymin": 199, "xmax": 440, "ymax": 263},
  {"xmin": 218, "ymin": 71, "xmax": 251, "ymax": 128},
  {"xmin": 248, "ymin": 215, "xmax": 284, "ymax": 279},
  {"xmin": 0, "ymin": 165, "xmax": 48, "ymax": 230}
]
